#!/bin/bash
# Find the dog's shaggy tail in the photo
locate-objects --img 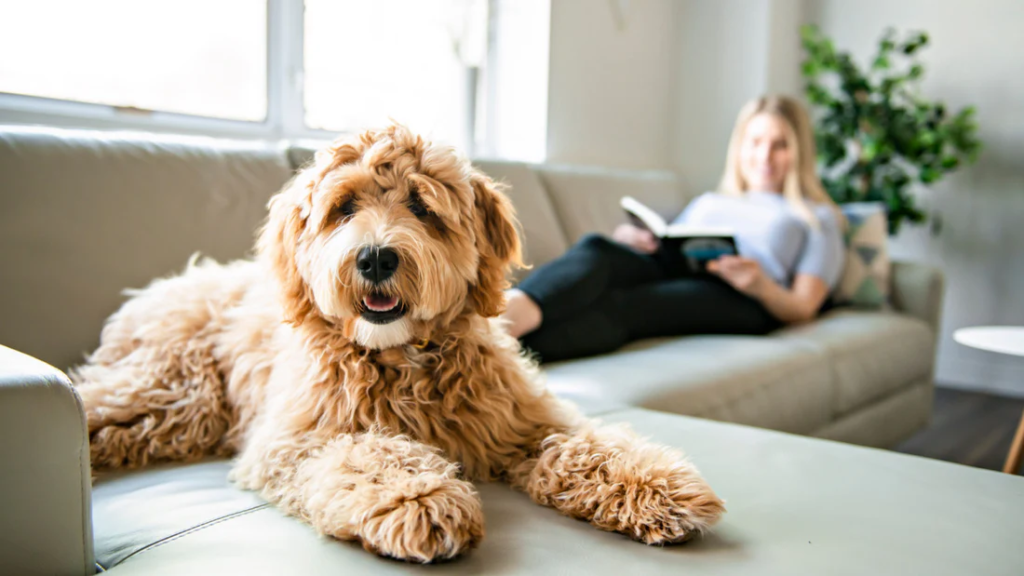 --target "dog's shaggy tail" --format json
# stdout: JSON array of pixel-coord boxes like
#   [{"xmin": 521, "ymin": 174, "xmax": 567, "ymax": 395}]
[{"xmin": 72, "ymin": 257, "xmax": 253, "ymax": 469}]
